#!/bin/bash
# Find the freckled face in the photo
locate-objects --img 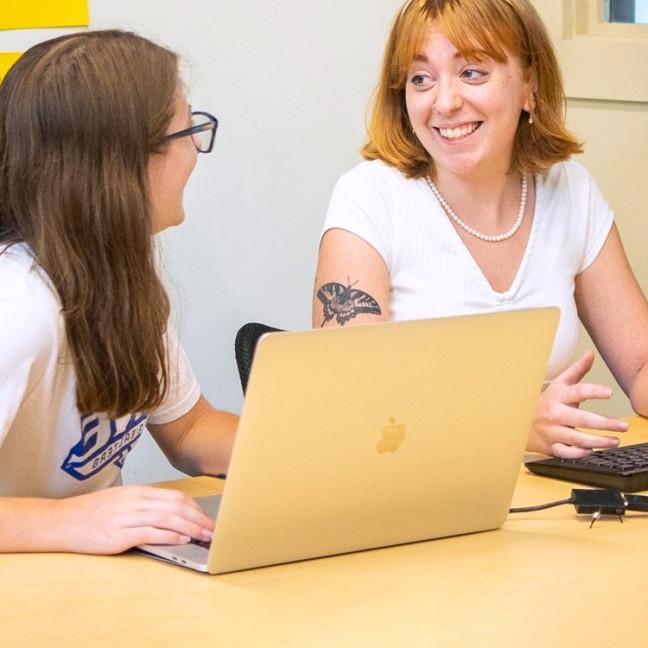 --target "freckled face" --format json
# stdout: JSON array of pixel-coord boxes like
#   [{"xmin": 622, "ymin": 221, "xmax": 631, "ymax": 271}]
[
  {"xmin": 148, "ymin": 92, "xmax": 198, "ymax": 234},
  {"xmin": 405, "ymin": 27, "xmax": 533, "ymax": 181}
]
